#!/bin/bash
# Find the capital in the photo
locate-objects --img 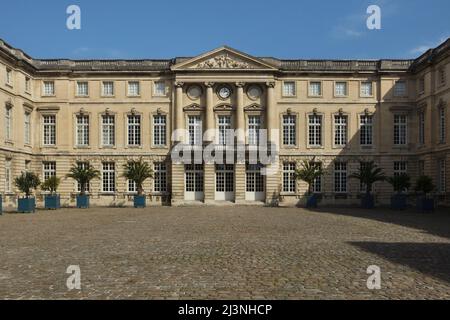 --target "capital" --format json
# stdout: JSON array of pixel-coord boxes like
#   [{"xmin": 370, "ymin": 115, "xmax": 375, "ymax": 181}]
[
  {"xmin": 266, "ymin": 81, "xmax": 276, "ymax": 88},
  {"xmin": 204, "ymin": 82, "xmax": 215, "ymax": 88},
  {"xmin": 235, "ymin": 82, "xmax": 246, "ymax": 88},
  {"xmin": 174, "ymin": 81, "xmax": 185, "ymax": 88}
]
